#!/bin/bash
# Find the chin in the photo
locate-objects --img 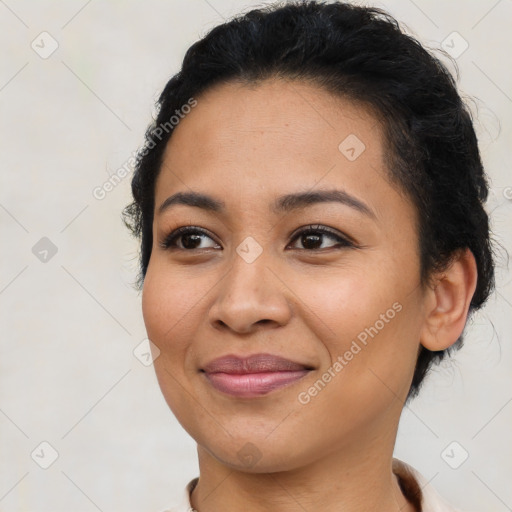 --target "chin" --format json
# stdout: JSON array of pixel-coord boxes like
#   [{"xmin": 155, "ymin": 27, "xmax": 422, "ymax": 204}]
[{"xmin": 198, "ymin": 432, "xmax": 310, "ymax": 474}]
